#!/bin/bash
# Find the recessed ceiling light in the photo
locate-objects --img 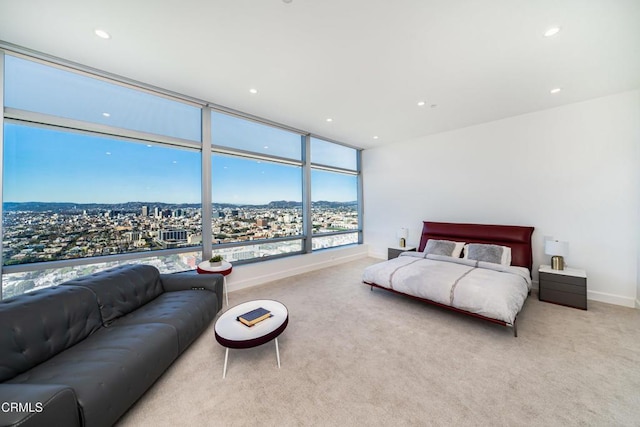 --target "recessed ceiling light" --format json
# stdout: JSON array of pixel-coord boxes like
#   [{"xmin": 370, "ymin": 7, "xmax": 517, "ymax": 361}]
[
  {"xmin": 102, "ymin": 112, "xmax": 110, "ymax": 117},
  {"xmin": 94, "ymin": 29, "xmax": 111, "ymax": 39},
  {"xmin": 417, "ymin": 101, "xmax": 426, "ymax": 107},
  {"xmin": 550, "ymin": 87, "xmax": 562, "ymax": 94},
  {"xmin": 105, "ymin": 152, "xmax": 111, "ymax": 155},
  {"xmin": 249, "ymin": 88, "xmax": 258, "ymax": 94},
  {"xmin": 326, "ymin": 118, "xmax": 333, "ymax": 122},
  {"xmin": 373, "ymin": 136, "xmax": 379, "ymax": 140},
  {"xmin": 264, "ymin": 145, "xmax": 269, "ymax": 149},
  {"xmin": 146, "ymin": 144, "xmax": 152, "ymax": 147},
  {"xmin": 544, "ymin": 27, "xmax": 561, "ymax": 37}
]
